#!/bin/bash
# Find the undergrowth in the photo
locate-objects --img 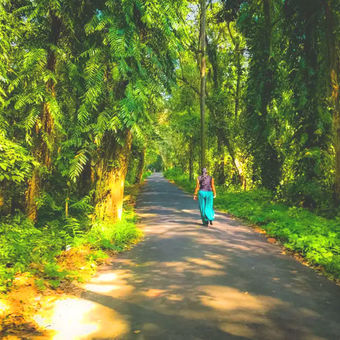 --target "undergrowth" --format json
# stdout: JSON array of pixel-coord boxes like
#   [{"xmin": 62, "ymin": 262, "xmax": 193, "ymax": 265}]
[
  {"xmin": 164, "ymin": 168, "xmax": 340, "ymax": 280},
  {"xmin": 0, "ymin": 183, "xmax": 143, "ymax": 293}
]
